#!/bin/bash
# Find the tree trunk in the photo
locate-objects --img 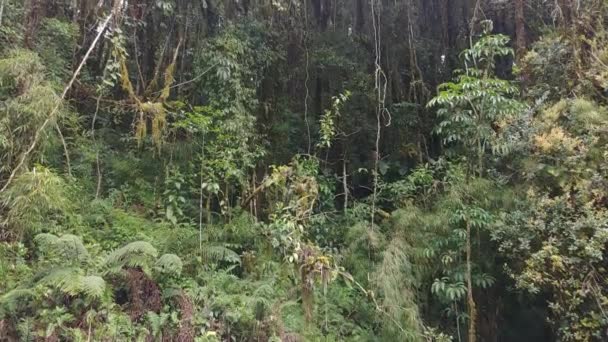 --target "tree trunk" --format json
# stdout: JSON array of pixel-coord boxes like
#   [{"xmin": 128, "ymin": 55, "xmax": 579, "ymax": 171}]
[
  {"xmin": 514, "ymin": 0, "xmax": 526, "ymax": 58},
  {"xmin": 199, "ymin": 158, "xmax": 204, "ymax": 253},
  {"xmin": 24, "ymin": 0, "xmax": 42, "ymax": 48},
  {"xmin": 514, "ymin": 0, "xmax": 530, "ymax": 90},
  {"xmin": 342, "ymin": 158, "xmax": 348, "ymax": 213},
  {"xmin": 0, "ymin": 0, "xmax": 5, "ymax": 27},
  {"xmin": 206, "ymin": 196, "xmax": 211, "ymax": 224},
  {"xmin": 557, "ymin": 0, "xmax": 573, "ymax": 26},
  {"xmin": 466, "ymin": 220, "xmax": 477, "ymax": 342}
]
